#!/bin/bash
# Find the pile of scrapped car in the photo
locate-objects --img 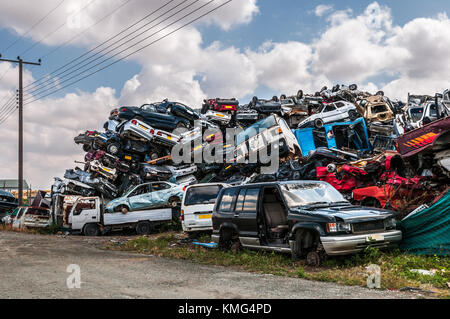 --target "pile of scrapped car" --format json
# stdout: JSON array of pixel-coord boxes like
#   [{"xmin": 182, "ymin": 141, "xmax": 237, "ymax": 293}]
[{"xmin": 49, "ymin": 84, "xmax": 449, "ymax": 230}]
